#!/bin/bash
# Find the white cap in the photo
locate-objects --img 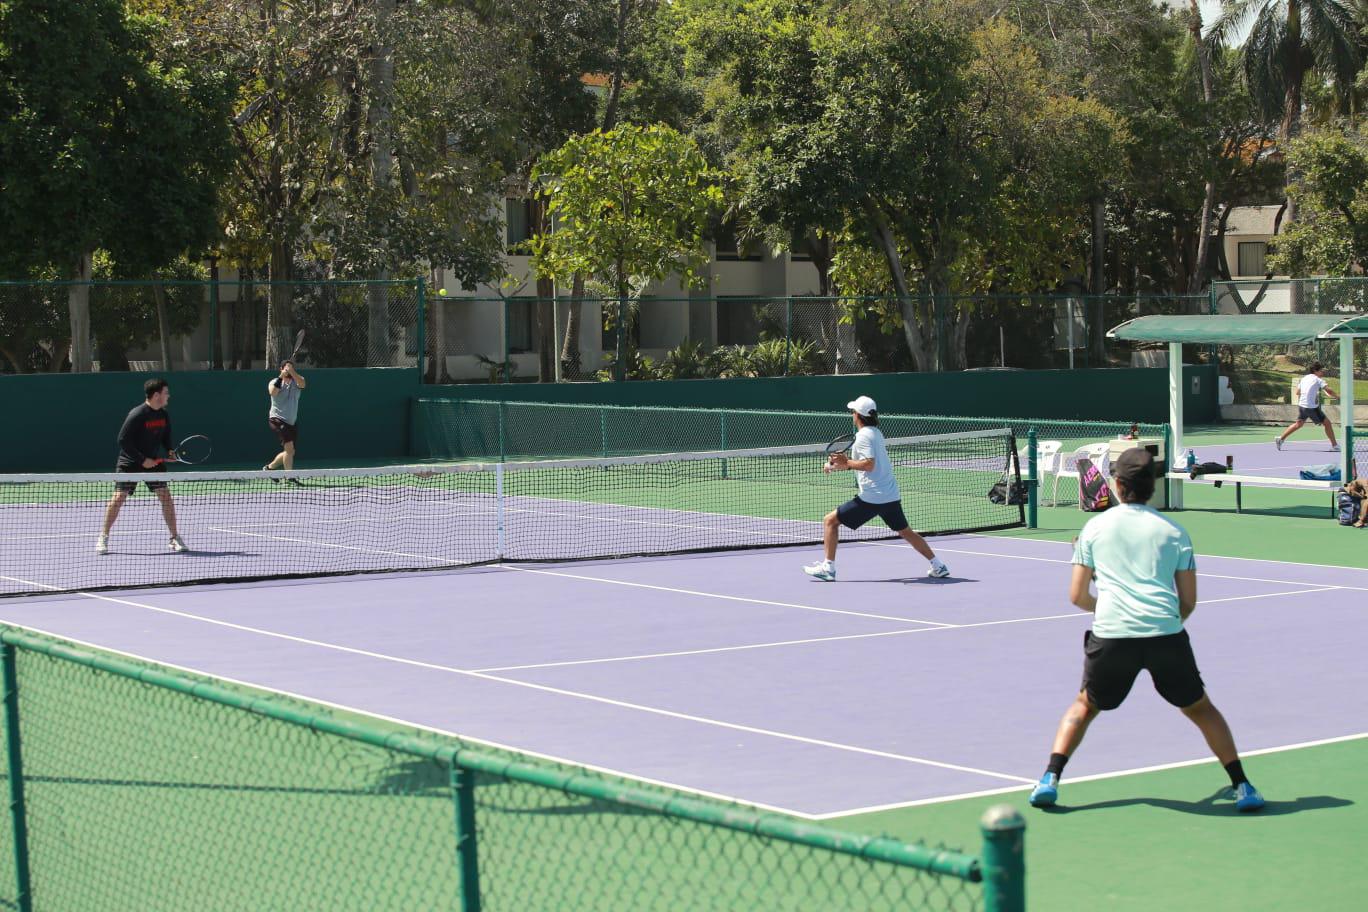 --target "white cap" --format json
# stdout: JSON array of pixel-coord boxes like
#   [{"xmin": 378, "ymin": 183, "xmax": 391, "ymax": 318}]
[{"xmin": 846, "ymin": 396, "xmax": 877, "ymax": 416}]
